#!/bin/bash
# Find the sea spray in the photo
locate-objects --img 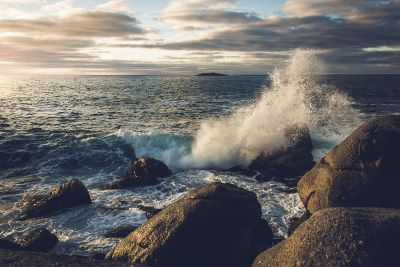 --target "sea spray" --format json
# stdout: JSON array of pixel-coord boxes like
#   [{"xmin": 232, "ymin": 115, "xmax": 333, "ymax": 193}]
[
  {"xmin": 186, "ymin": 49, "xmax": 360, "ymax": 169},
  {"xmin": 119, "ymin": 50, "xmax": 360, "ymax": 170}
]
